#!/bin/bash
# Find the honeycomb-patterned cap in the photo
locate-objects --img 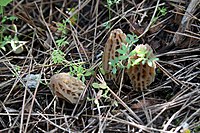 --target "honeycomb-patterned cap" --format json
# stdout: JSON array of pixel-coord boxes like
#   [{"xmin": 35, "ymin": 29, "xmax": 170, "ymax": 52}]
[
  {"xmin": 127, "ymin": 44, "xmax": 156, "ymax": 91},
  {"xmin": 50, "ymin": 73, "xmax": 86, "ymax": 104},
  {"xmin": 102, "ymin": 29, "xmax": 127, "ymax": 82}
]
